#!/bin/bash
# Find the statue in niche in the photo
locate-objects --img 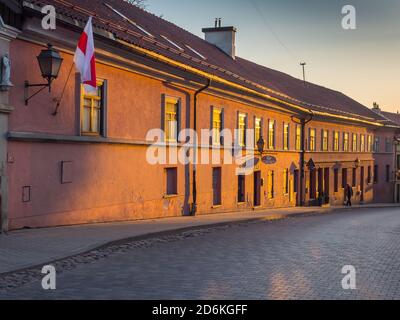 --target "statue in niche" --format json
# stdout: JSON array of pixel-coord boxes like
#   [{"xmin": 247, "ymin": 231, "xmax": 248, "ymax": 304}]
[{"xmin": 0, "ymin": 54, "xmax": 13, "ymax": 90}]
